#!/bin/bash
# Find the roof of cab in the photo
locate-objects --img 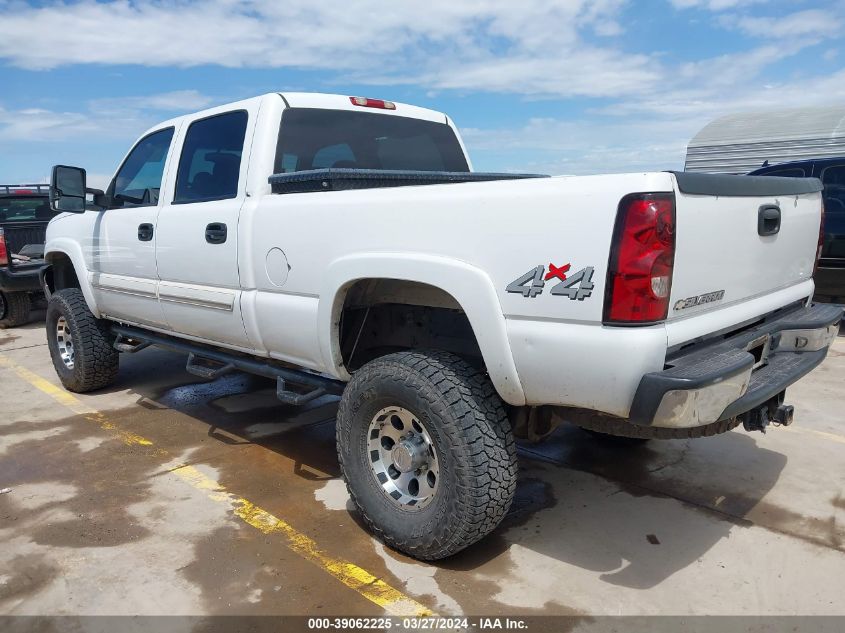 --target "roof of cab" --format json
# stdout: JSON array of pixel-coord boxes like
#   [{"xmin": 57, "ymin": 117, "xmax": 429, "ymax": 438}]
[
  {"xmin": 141, "ymin": 92, "xmax": 451, "ymax": 141},
  {"xmin": 278, "ymin": 92, "xmax": 449, "ymax": 124}
]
